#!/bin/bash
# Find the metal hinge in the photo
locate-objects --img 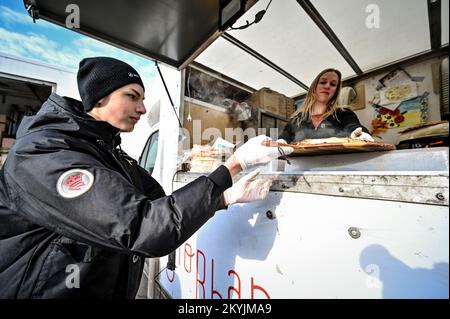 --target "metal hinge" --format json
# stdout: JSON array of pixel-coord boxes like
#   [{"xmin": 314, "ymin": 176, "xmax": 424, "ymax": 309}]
[{"xmin": 23, "ymin": 1, "xmax": 40, "ymax": 23}]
